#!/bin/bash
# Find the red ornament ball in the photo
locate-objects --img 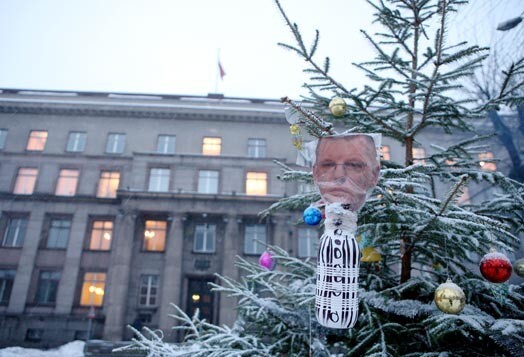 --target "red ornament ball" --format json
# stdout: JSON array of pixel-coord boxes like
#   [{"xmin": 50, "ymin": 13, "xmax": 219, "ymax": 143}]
[{"xmin": 479, "ymin": 251, "xmax": 512, "ymax": 283}]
